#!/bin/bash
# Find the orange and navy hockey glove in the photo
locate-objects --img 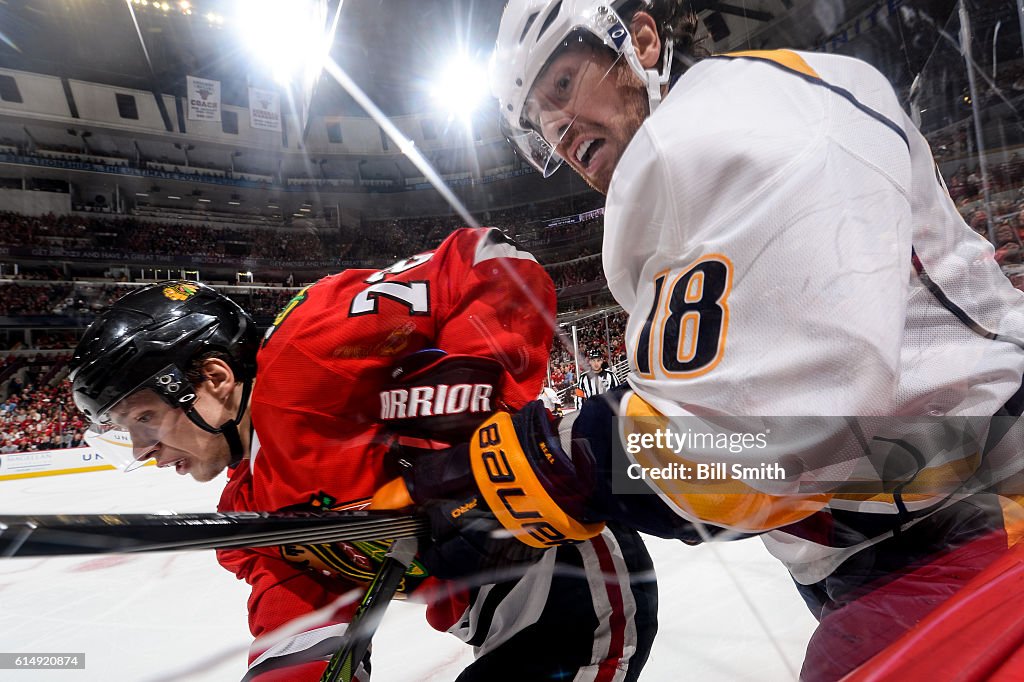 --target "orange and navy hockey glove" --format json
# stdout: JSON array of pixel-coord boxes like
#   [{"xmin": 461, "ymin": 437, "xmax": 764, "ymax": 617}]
[{"xmin": 467, "ymin": 400, "xmax": 605, "ymax": 548}]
